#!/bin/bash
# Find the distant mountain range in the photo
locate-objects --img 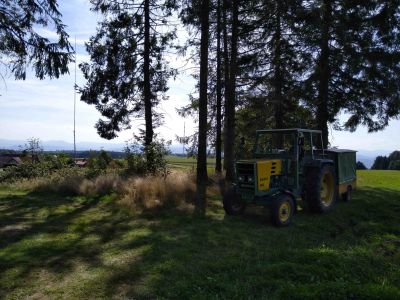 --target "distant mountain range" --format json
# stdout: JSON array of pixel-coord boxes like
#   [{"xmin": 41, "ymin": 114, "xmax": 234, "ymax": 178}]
[
  {"xmin": 0, "ymin": 139, "xmax": 185, "ymax": 155},
  {"xmin": 0, "ymin": 139, "xmax": 393, "ymax": 168}
]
